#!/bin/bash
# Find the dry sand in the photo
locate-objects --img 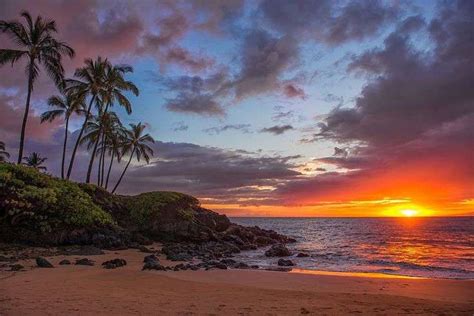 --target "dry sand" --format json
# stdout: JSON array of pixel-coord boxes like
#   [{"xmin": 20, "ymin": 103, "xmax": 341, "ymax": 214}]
[{"xmin": 1, "ymin": 246, "xmax": 473, "ymax": 315}]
